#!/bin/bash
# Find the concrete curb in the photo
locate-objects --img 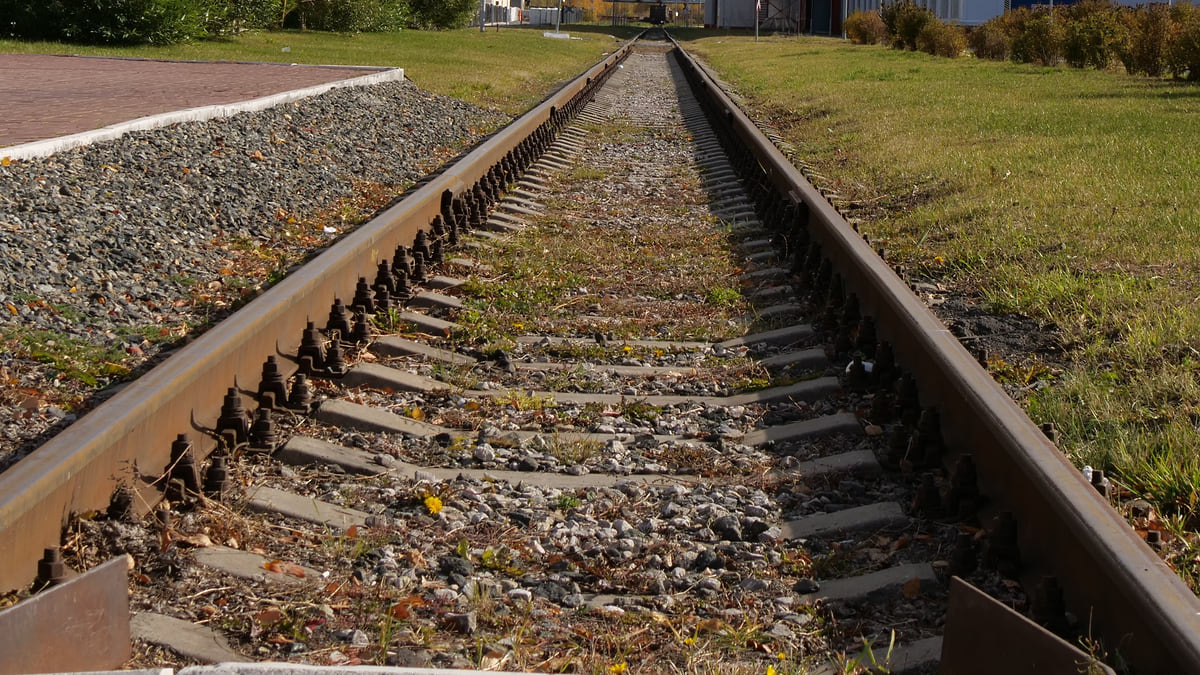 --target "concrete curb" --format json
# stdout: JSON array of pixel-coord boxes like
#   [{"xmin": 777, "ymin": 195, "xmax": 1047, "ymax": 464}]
[{"xmin": 0, "ymin": 65, "xmax": 404, "ymax": 161}]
